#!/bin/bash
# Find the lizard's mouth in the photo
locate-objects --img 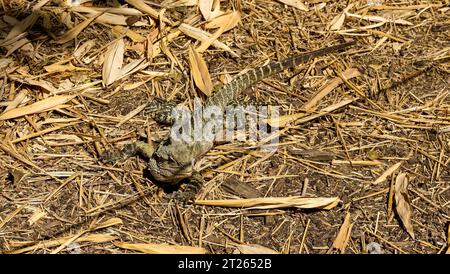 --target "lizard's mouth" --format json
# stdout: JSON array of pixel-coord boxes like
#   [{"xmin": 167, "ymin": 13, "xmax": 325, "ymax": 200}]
[{"xmin": 148, "ymin": 158, "xmax": 193, "ymax": 183}]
